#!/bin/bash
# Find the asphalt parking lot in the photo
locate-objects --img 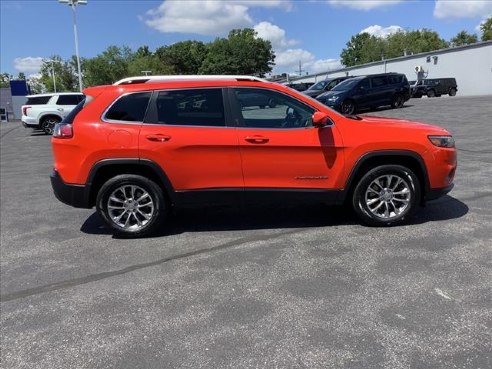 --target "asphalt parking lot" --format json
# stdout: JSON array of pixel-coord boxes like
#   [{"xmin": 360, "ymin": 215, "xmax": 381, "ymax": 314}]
[{"xmin": 1, "ymin": 95, "xmax": 491, "ymax": 369}]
